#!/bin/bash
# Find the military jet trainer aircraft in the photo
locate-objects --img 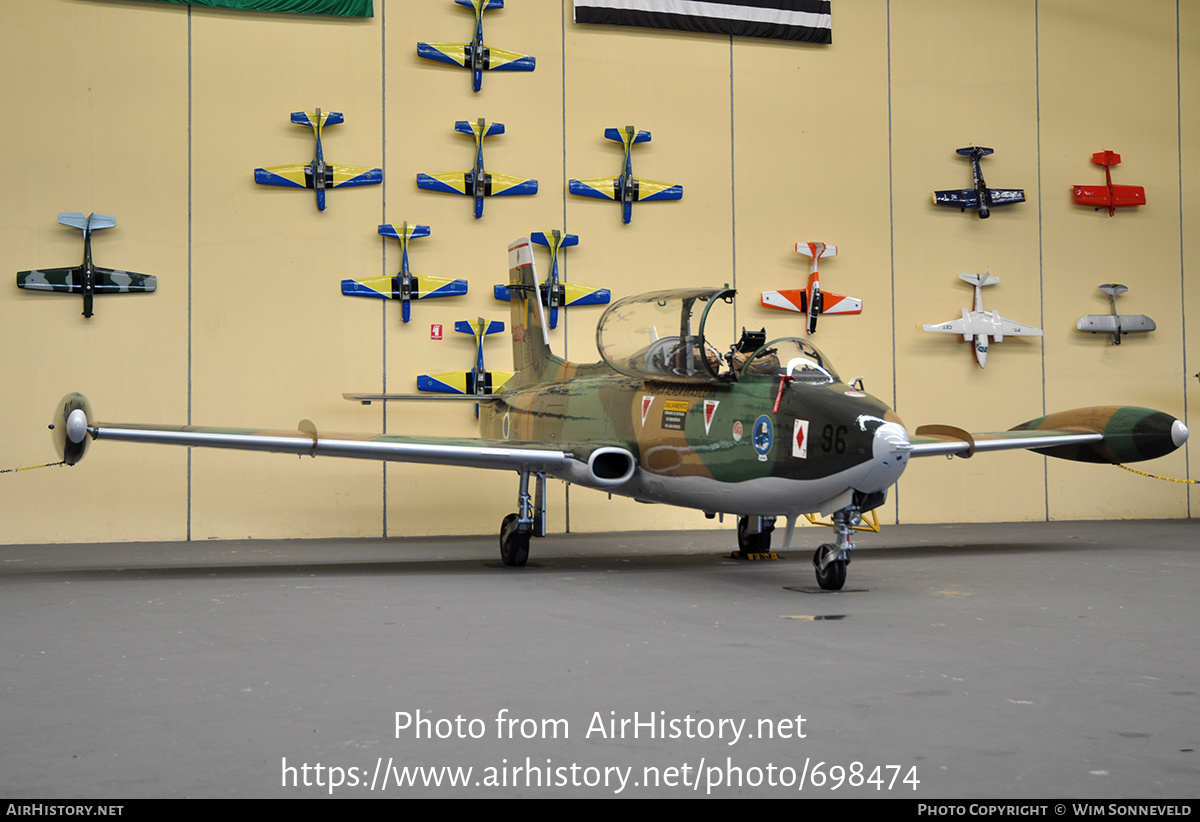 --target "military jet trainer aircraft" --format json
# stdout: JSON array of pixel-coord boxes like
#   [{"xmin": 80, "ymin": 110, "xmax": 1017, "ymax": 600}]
[
  {"xmin": 923, "ymin": 272, "xmax": 1042, "ymax": 368},
  {"xmin": 570, "ymin": 126, "xmax": 683, "ymax": 224},
  {"xmin": 253, "ymin": 109, "xmax": 383, "ymax": 212},
  {"xmin": 51, "ymin": 239, "xmax": 1188, "ymax": 591},
  {"xmin": 341, "ymin": 223, "xmax": 468, "ymax": 323},
  {"xmin": 417, "ymin": 0, "xmax": 535, "ymax": 93},
  {"xmin": 493, "ymin": 231, "xmax": 610, "ymax": 329},
  {"xmin": 17, "ymin": 213, "xmax": 156, "ymax": 318},
  {"xmin": 760, "ymin": 242, "xmax": 861, "ymax": 335},
  {"xmin": 417, "ymin": 119, "xmax": 538, "ymax": 219},
  {"xmin": 933, "ymin": 146, "xmax": 1025, "ymax": 219}
]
